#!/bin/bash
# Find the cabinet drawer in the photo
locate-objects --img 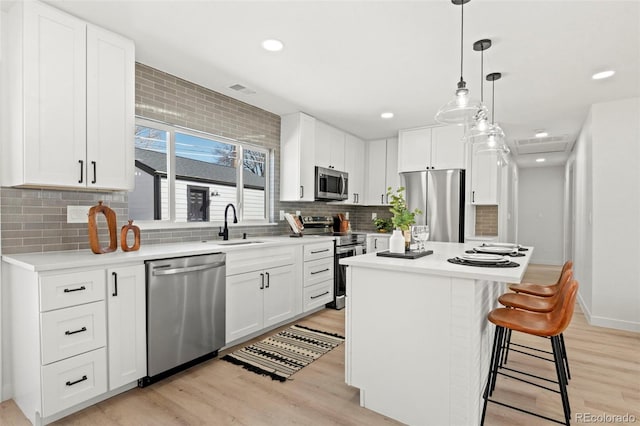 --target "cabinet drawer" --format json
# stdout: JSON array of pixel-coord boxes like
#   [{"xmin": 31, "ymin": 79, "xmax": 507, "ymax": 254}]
[
  {"xmin": 304, "ymin": 242, "xmax": 334, "ymax": 261},
  {"xmin": 226, "ymin": 246, "xmax": 295, "ymax": 276},
  {"xmin": 40, "ymin": 270, "xmax": 106, "ymax": 312},
  {"xmin": 303, "ymin": 281, "xmax": 334, "ymax": 312},
  {"xmin": 304, "ymin": 258, "xmax": 334, "ymax": 287},
  {"xmin": 41, "ymin": 301, "xmax": 107, "ymax": 365},
  {"xmin": 41, "ymin": 347, "xmax": 107, "ymax": 417}
]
